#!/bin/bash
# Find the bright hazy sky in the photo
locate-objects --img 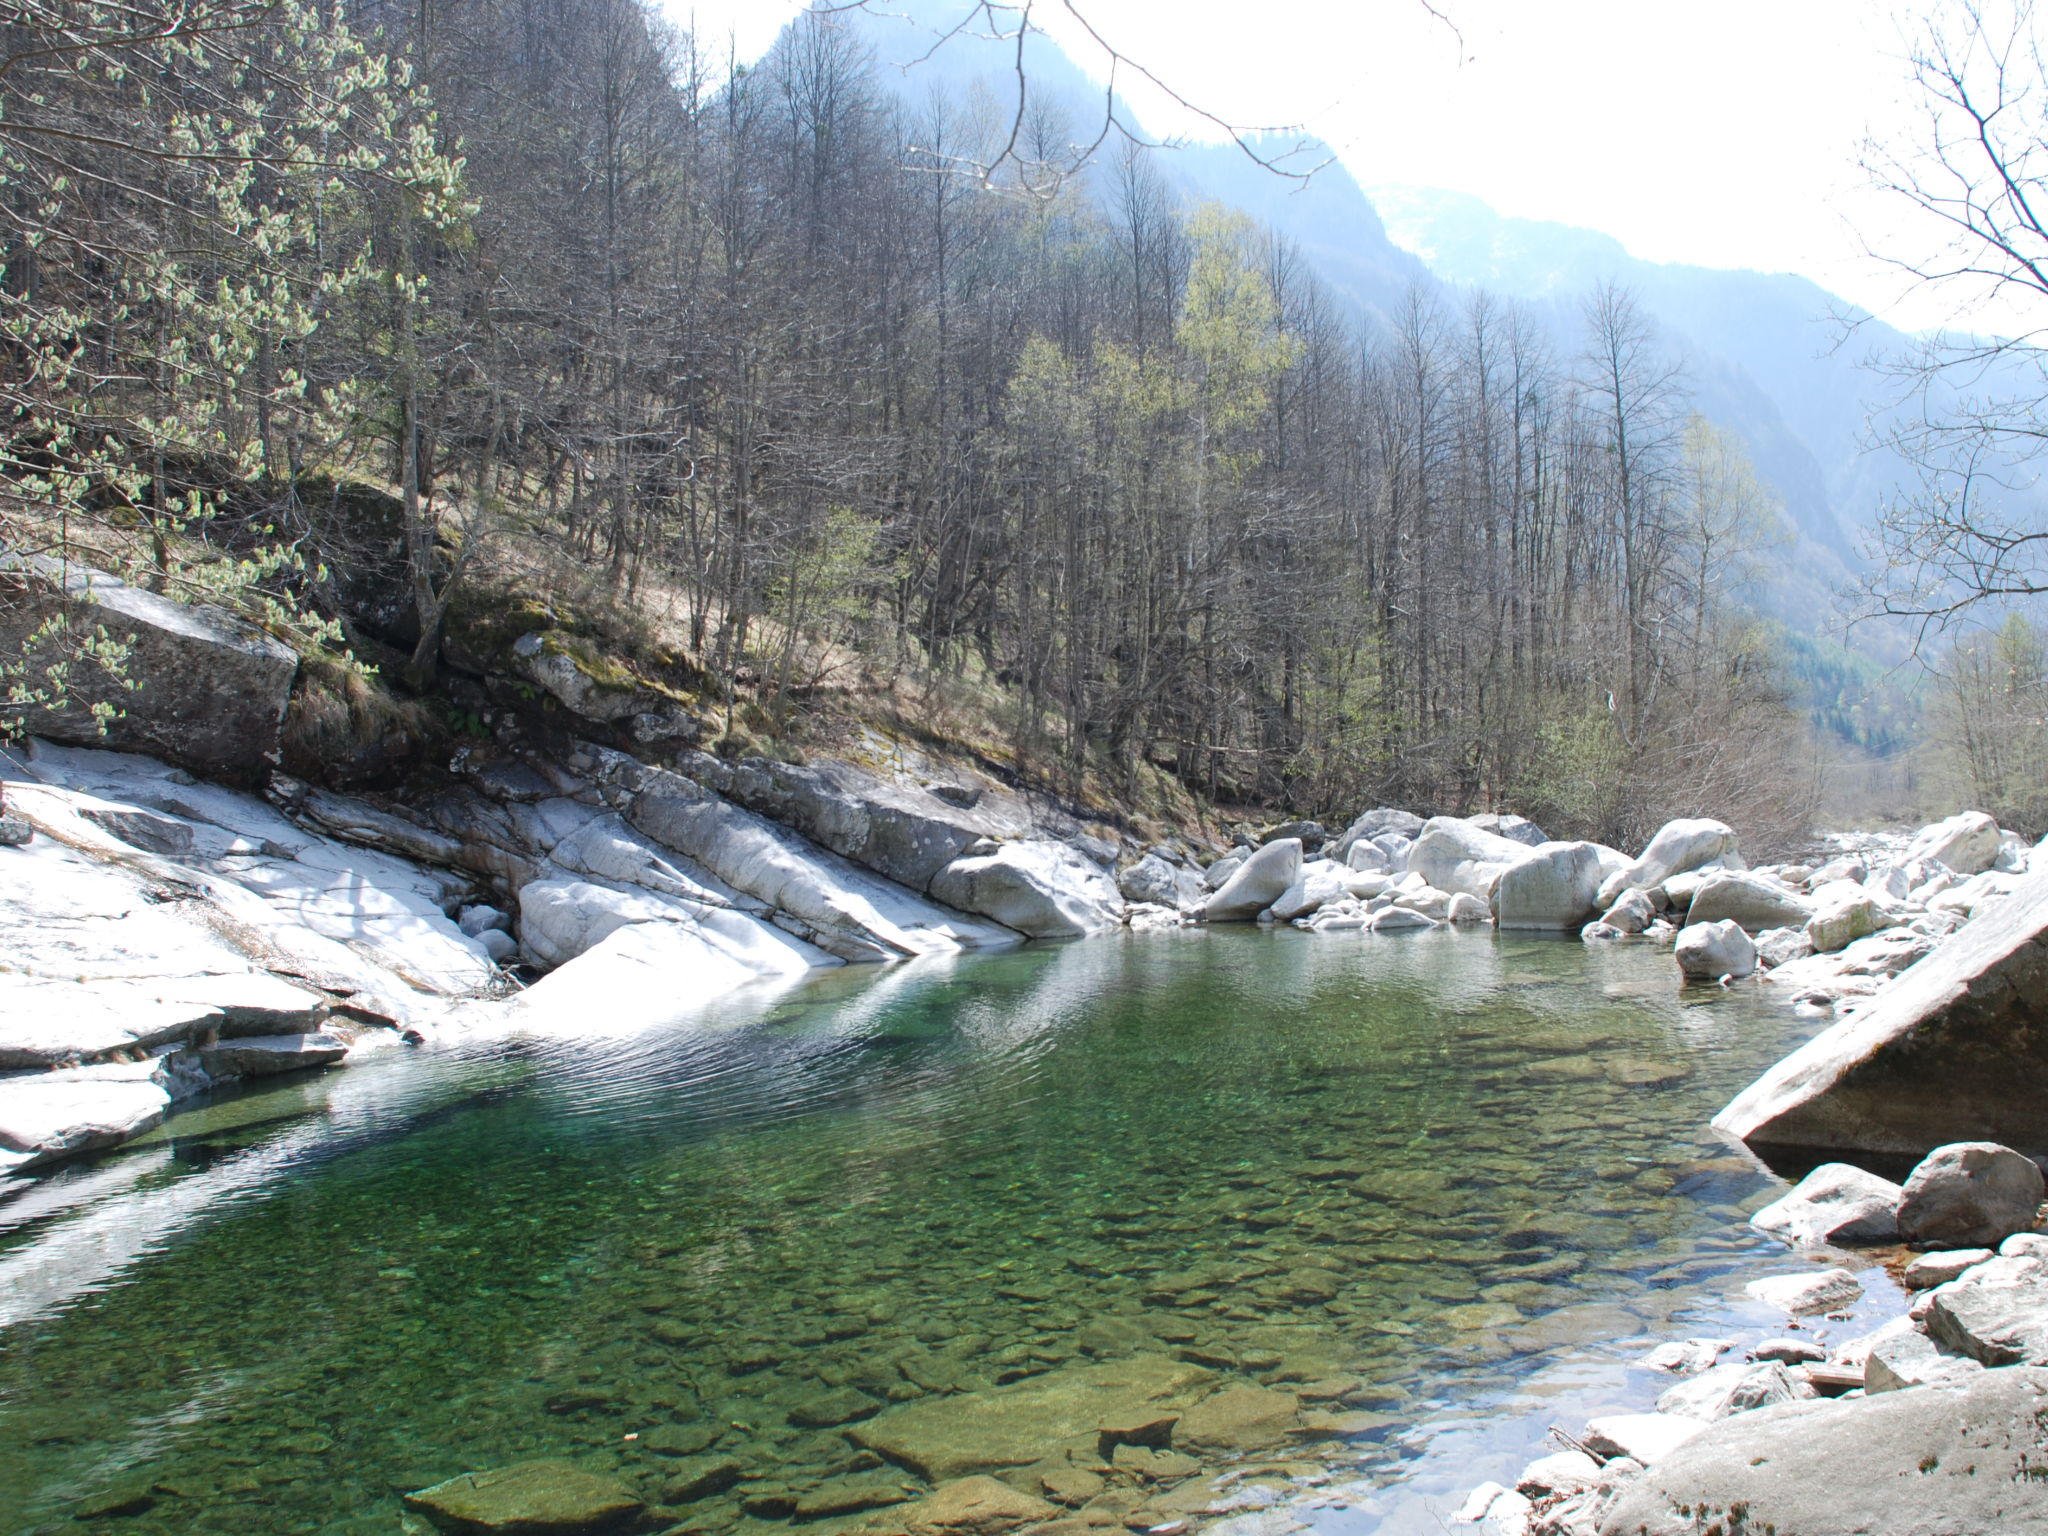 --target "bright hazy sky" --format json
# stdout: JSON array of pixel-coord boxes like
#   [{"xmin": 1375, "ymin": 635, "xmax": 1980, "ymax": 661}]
[{"xmin": 663, "ymin": 0, "xmax": 2010, "ymax": 336}]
